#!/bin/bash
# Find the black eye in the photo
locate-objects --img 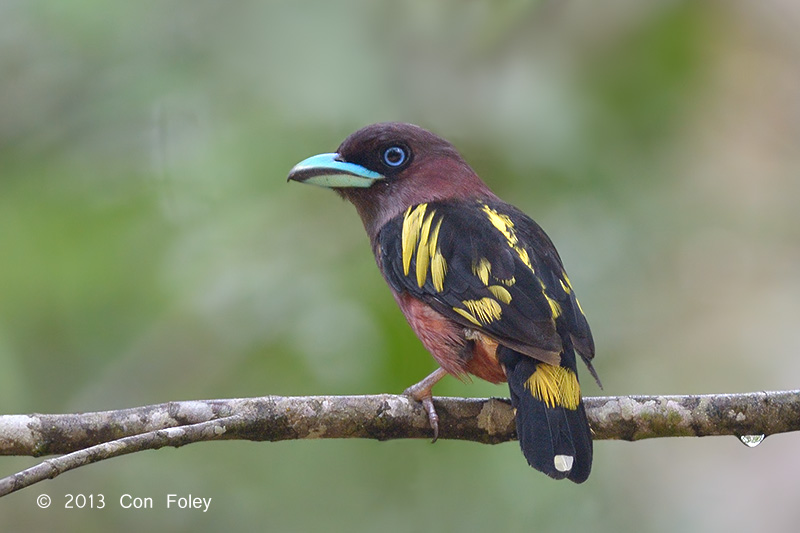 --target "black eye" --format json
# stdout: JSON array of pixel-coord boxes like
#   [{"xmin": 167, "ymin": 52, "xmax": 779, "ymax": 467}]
[{"xmin": 382, "ymin": 145, "xmax": 408, "ymax": 167}]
